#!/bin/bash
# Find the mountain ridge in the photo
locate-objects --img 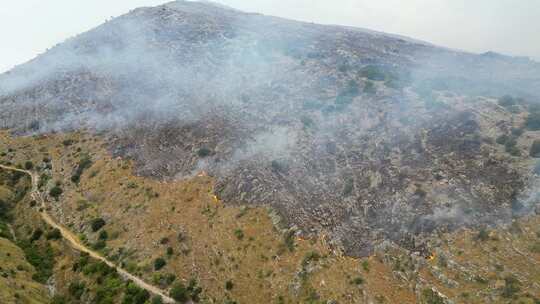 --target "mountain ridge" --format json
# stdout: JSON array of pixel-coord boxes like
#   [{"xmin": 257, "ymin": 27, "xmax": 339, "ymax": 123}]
[{"xmin": 1, "ymin": 0, "xmax": 540, "ymax": 258}]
